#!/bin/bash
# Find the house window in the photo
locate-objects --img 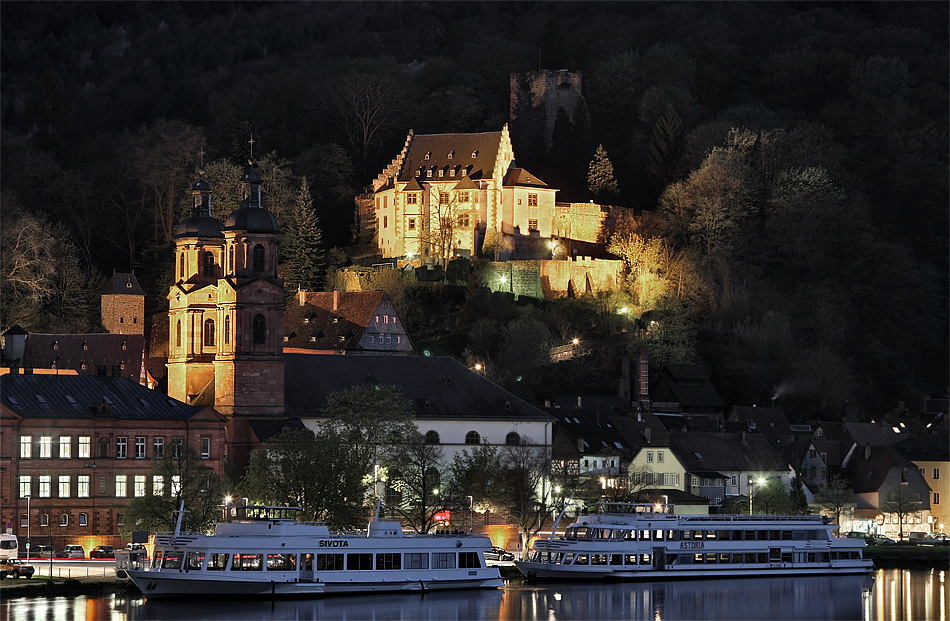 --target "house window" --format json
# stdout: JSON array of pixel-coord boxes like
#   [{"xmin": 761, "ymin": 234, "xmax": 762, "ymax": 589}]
[
  {"xmin": 465, "ymin": 431, "xmax": 481, "ymax": 445},
  {"xmin": 204, "ymin": 318, "xmax": 215, "ymax": 346},
  {"xmin": 647, "ymin": 451, "xmax": 654, "ymax": 463},
  {"xmin": 934, "ymin": 493, "xmax": 940, "ymax": 505},
  {"xmin": 171, "ymin": 476, "xmax": 182, "ymax": 495},
  {"xmin": 154, "ymin": 475, "xmax": 164, "ymax": 496},
  {"xmin": 172, "ymin": 437, "xmax": 183, "ymax": 458},
  {"xmin": 154, "ymin": 437, "xmax": 165, "ymax": 458},
  {"xmin": 691, "ymin": 476, "xmax": 699, "ymax": 488},
  {"xmin": 78, "ymin": 476, "xmax": 89, "ymax": 498},
  {"xmin": 203, "ymin": 251, "xmax": 215, "ymax": 277},
  {"xmin": 59, "ymin": 475, "xmax": 70, "ymax": 498},
  {"xmin": 60, "ymin": 513, "xmax": 69, "ymax": 527},
  {"xmin": 19, "ymin": 436, "xmax": 31, "ymax": 459},
  {"xmin": 527, "ymin": 219, "xmax": 538, "ymax": 231},
  {"xmin": 505, "ymin": 432, "xmax": 521, "ymax": 446},
  {"xmin": 18, "ymin": 476, "xmax": 30, "ymax": 498},
  {"xmin": 40, "ymin": 514, "xmax": 49, "ymax": 527},
  {"xmin": 458, "ymin": 190, "xmax": 470, "ymax": 202},
  {"xmin": 658, "ymin": 451, "xmax": 665, "ymax": 463},
  {"xmin": 934, "ymin": 468, "xmax": 940, "ymax": 480},
  {"xmin": 135, "ymin": 436, "xmax": 146, "ymax": 459},
  {"xmin": 79, "ymin": 513, "xmax": 88, "ymax": 527},
  {"xmin": 439, "ymin": 191, "xmax": 449, "ymax": 205},
  {"xmin": 39, "ymin": 475, "xmax": 51, "ymax": 498},
  {"xmin": 39, "ymin": 436, "xmax": 52, "ymax": 458},
  {"xmin": 424, "ymin": 430, "xmax": 440, "ymax": 444},
  {"xmin": 20, "ymin": 514, "xmax": 27, "ymax": 528},
  {"xmin": 59, "ymin": 436, "xmax": 71, "ymax": 459},
  {"xmin": 253, "ymin": 244, "xmax": 266, "ymax": 273},
  {"xmin": 99, "ymin": 475, "xmax": 107, "ymax": 495},
  {"xmin": 383, "ymin": 215, "xmax": 388, "ymax": 228},
  {"xmin": 117, "ymin": 513, "xmax": 123, "ymax": 526},
  {"xmin": 115, "ymin": 475, "xmax": 127, "ymax": 497},
  {"xmin": 731, "ymin": 475, "xmax": 738, "ymax": 487},
  {"xmin": 457, "ymin": 214, "xmax": 470, "ymax": 227},
  {"xmin": 408, "ymin": 218, "xmax": 416, "ymax": 230},
  {"xmin": 253, "ymin": 314, "xmax": 266, "ymax": 344},
  {"xmin": 134, "ymin": 475, "xmax": 146, "ymax": 497},
  {"xmin": 201, "ymin": 437, "xmax": 211, "ymax": 459},
  {"xmin": 116, "ymin": 437, "xmax": 128, "ymax": 459},
  {"xmin": 528, "ymin": 193, "xmax": 538, "ymax": 207},
  {"xmin": 406, "ymin": 193, "xmax": 418, "ymax": 205}
]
